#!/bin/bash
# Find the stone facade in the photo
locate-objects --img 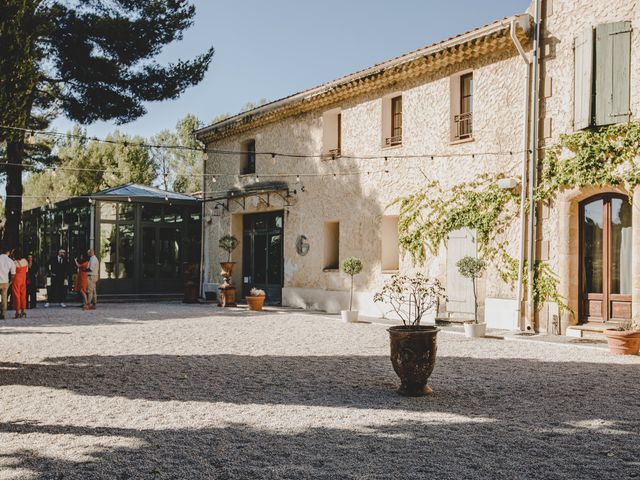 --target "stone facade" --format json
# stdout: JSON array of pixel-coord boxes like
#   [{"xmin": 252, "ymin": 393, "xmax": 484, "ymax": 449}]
[
  {"xmin": 538, "ymin": 0, "xmax": 640, "ymax": 332},
  {"xmin": 198, "ymin": 0, "xmax": 640, "ymax": 332}
]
